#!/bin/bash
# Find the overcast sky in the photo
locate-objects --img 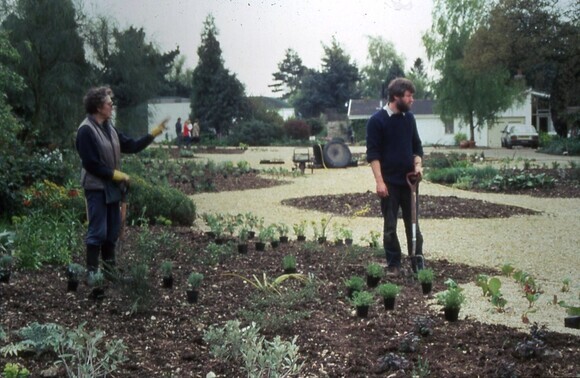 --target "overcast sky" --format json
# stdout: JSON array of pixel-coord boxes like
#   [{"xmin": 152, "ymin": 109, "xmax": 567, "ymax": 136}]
[{"xmin": 84, "ymin": 0, "xmax": 433, "ymax": 97}]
